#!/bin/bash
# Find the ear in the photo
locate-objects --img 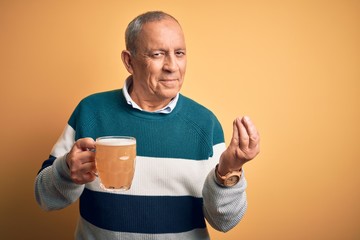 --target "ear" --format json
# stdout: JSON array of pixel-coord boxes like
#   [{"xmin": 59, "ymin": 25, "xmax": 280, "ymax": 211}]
[{"xmin": 121, "ymin": 50, "xmax": 134, "ymax": 74}]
